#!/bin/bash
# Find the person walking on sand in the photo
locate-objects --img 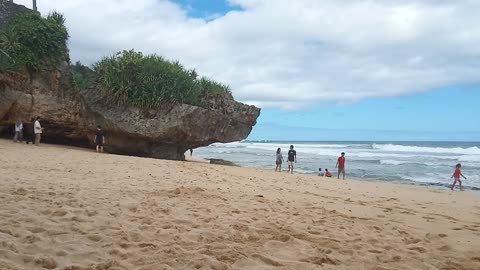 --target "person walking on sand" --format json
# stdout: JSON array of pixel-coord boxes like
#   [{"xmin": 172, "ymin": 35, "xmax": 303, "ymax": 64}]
[
  {"xmin": 34, "ymin": 117, "xmax": 44, "ymax": 145},
  {"xmin": 94, "ymin": 125, "xmax": 106, "ymax": 153},
  {"xmin": 287, "ymin": 145, "xmax": 296, "ymax": 174},
  {"xmin": 336, "ymin": 152, "xmax": 346, "ymax": 180},
  {"xmin": 275, "ymin": 148, "xmax": 284, "ymax": 172},
  {"xmin": 450, "ymin": 163, "xmax": 467, "ymax": 191},
  {"xmin": 13, "ymin": 118, "xmax": 23, "ymax": 143}
]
